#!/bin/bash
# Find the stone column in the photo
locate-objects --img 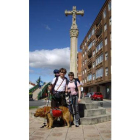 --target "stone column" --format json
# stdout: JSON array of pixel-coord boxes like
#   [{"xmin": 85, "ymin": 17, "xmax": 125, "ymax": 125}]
[{"xmin": 70, "ymin": 29, "xmax": 79, "ymax": 78}]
